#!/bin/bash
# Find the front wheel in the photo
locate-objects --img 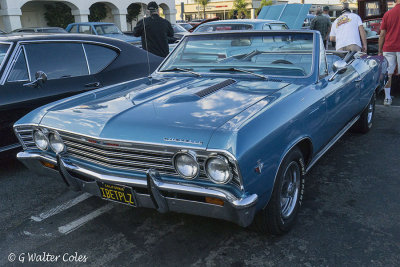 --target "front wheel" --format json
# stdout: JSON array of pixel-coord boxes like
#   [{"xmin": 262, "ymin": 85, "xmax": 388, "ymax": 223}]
[
  {"xmin": 352, "ymin": 93, "xmax": 376, "ymax": 134},
  {"xmin": 251, "ymin": 147, "xmax": 305, "ymax": 235}
]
